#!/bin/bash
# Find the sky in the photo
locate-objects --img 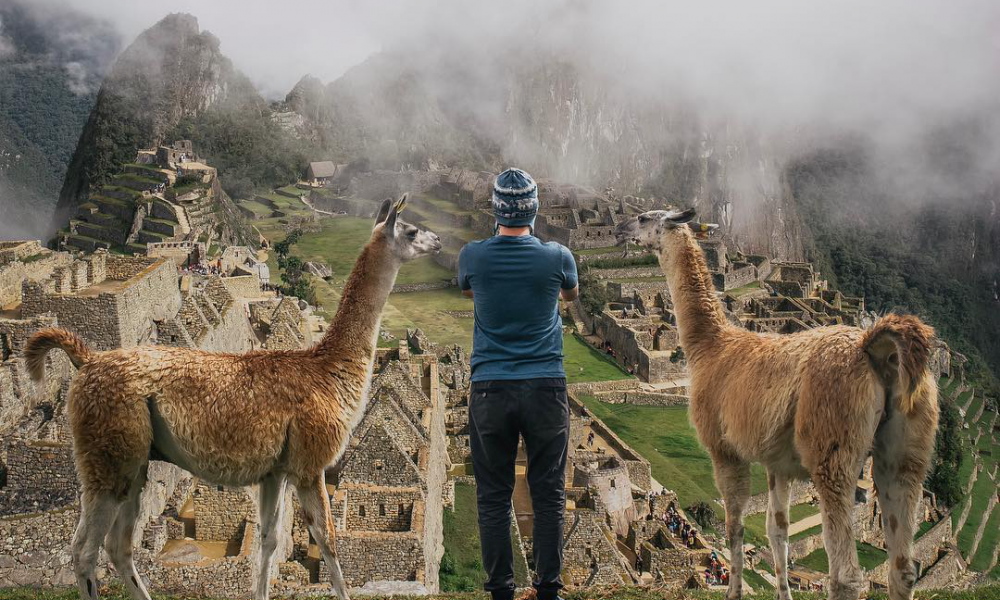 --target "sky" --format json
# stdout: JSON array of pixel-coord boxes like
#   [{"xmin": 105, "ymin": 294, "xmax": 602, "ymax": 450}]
[{"xmin": 42, "ymin": 0, "xmax": 1000, "ymax": 123}]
